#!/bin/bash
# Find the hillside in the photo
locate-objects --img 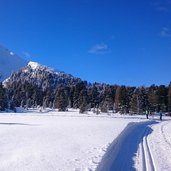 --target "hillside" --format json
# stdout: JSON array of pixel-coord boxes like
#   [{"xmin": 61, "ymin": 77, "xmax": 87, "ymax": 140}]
[{"xmin": 4, "ymin": 61, "xmax": 82, "ymax": 90}]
